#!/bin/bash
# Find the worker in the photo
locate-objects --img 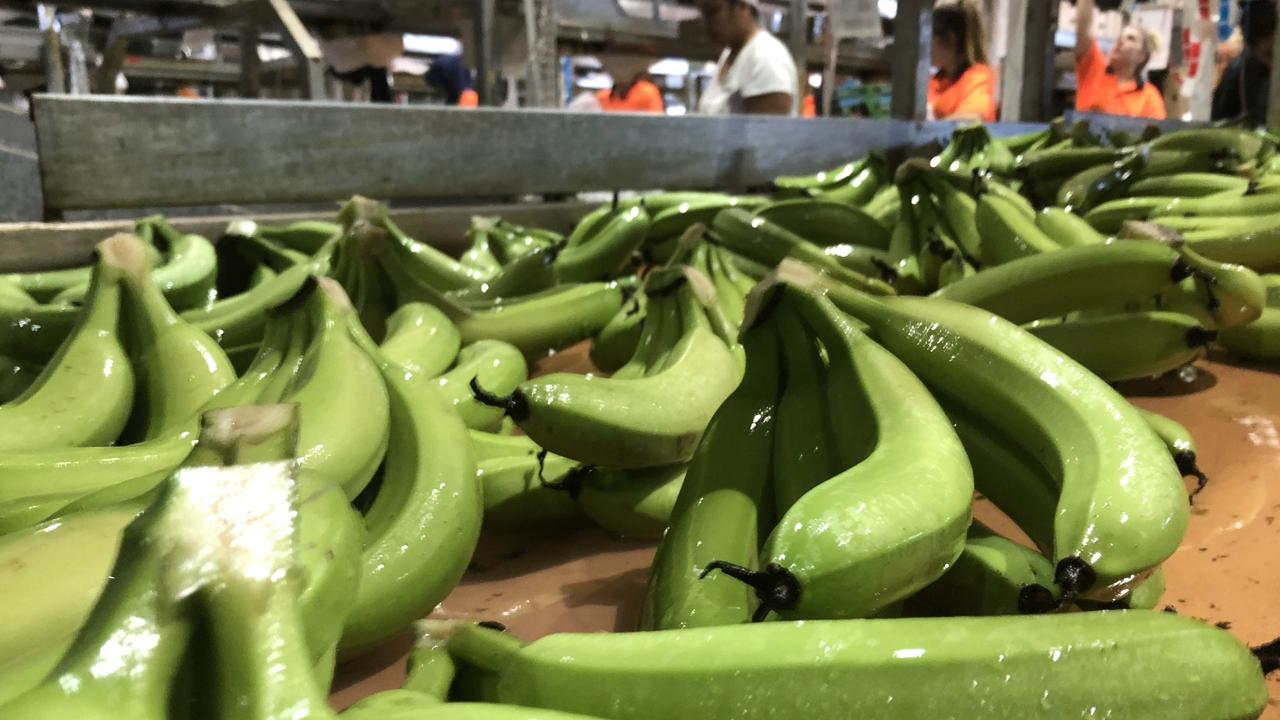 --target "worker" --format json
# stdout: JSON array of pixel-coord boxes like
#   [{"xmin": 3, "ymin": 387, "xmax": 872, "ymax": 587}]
[
  {"xmin": 1213, "ymin": 0, "xmax": 1277, "ymax": 126},
  {"xmin": 321, "ymin": 30, "xmax": 403, "ymax": 104},
  {"xmin": 597, "ymin": 56, "xmax": 665, "ymax": 113},
  {"xmin": 425, "ymin": 55, "xmax": 480, "ymax": 108},
  {"xmin": 696, "ymin": 0, "xmax": 799, "ymax": 115},
  {"xmin": 1074, "ymin": 0, "xmax": 1167, "ymax": 119},
  {"xmin": 927, "ymin": 0, "xmax": 997, "ymax": 122}
]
